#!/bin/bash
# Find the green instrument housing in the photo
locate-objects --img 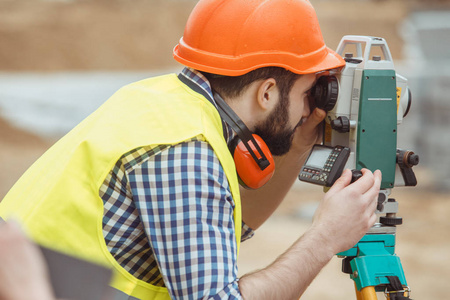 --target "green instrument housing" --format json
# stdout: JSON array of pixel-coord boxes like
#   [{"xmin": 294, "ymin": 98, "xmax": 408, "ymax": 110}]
[{"xmin": 357, "ymin": 69, "xmax": 397, "ymax": 188}]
